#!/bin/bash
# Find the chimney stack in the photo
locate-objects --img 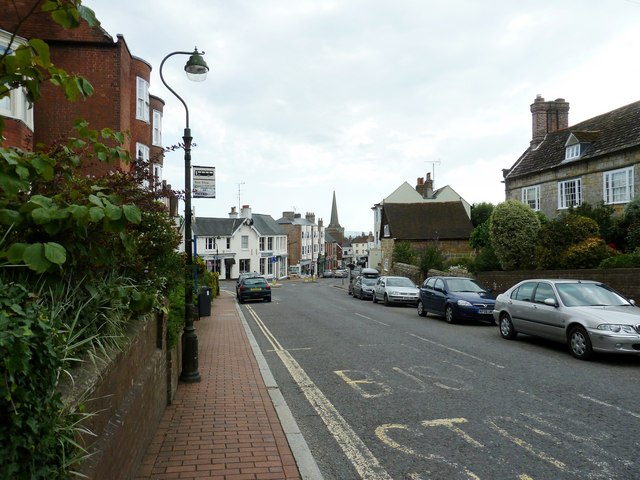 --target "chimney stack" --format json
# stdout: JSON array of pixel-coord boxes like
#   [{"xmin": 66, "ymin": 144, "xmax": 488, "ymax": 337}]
[
  {"xmin": 240, "ymin": 204, "xmax": 252, "ymax": 219},
  {"xmin": 530, "ymin": 95, "xmax": 570, "ymax": 148},
  {"xmin": 229, "ymin": 206, "xmax": 238, "ymax": 218}
]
